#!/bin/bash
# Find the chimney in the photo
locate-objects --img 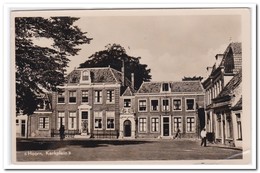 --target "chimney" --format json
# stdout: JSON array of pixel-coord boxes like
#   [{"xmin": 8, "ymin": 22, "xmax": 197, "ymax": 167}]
[
  {"xmin": 206, "ymin": 66, "xmax": 213, "ymax": 77},
  {"xmin": 121, "ymin": 60, "xmax": 125, "ymax": 86},
  {"xmin": 131, "ymin": 73, "xmax": 134, "ymax": 89},
  {"xmin": 215, "ymin": 54, "xmax": 224, "ymax": 67}
]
